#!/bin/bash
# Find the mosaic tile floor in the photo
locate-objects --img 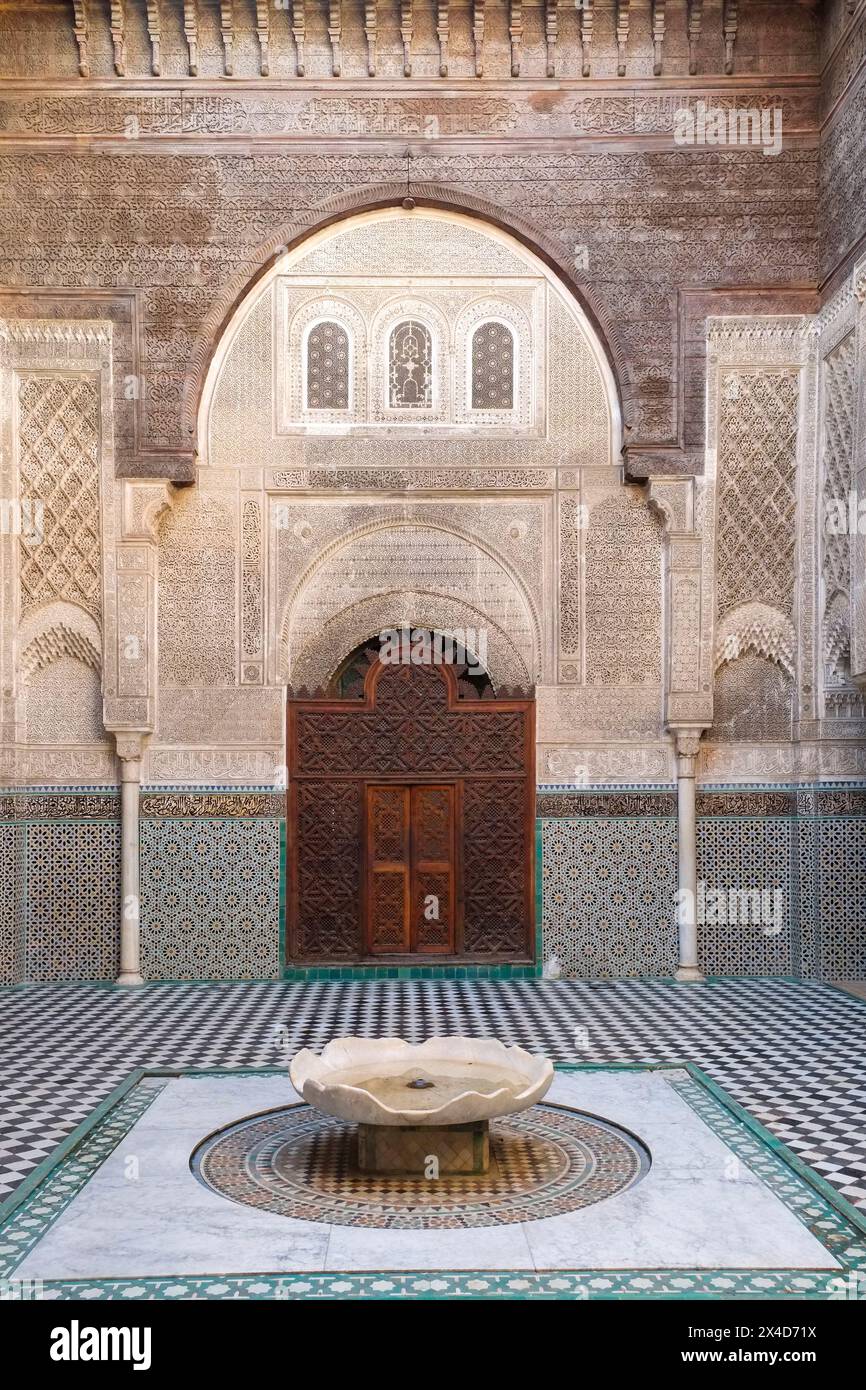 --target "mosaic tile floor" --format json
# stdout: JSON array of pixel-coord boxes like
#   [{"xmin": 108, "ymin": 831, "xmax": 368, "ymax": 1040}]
[
  {"xmin": 193, "ymin": 1101, "xmax": 647, "ymax": 1228},
  {"xmin": 1, "ymin": 977, "xmax": 865, "ymax": 1213}
]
